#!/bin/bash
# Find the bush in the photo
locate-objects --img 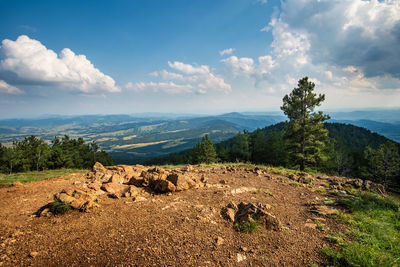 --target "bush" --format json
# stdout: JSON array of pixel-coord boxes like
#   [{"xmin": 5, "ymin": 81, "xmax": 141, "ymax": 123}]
[{"xmin": 50, "ymin": 200, "xmax": 71, "ymax": 214}]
